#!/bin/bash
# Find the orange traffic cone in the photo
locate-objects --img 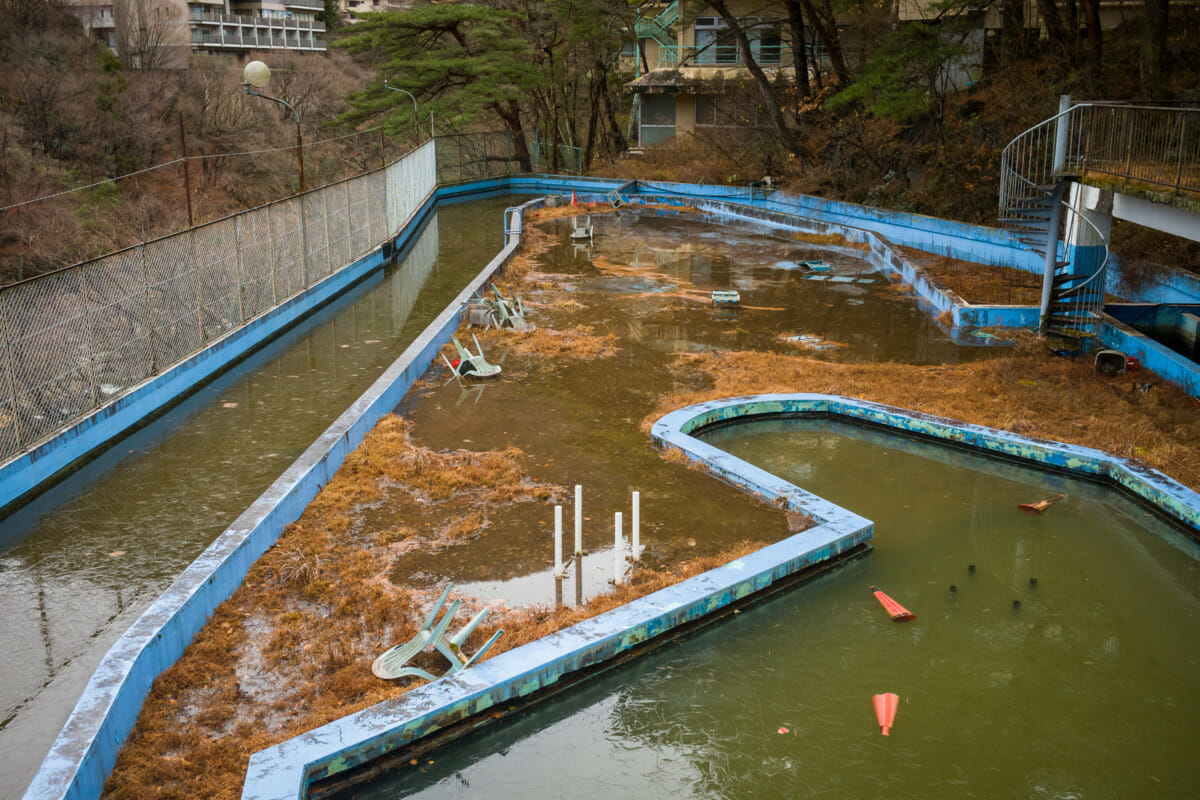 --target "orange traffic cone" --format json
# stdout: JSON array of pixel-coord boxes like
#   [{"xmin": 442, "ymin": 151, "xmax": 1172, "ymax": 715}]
[
  {"xmin": 873, "ymin": 692, "xmax": 899, "ymax": 736},
  {"xmin": 570, "ymin": 190, "xmax": 577, "ymax": 206},
  {"xmin": 1018, "ymin": 493, "xmax": 1064, "ymax": 514},
  {"xmin": 870, "ymin": 585, "xmax": 915, "ymax": 621}
]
